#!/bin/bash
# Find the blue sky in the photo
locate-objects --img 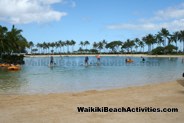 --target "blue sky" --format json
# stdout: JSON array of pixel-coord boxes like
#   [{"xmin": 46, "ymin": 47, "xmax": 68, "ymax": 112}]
[{"xmin": 0, "ymin": 0, "xmax": 184, "ymax": 50}]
